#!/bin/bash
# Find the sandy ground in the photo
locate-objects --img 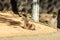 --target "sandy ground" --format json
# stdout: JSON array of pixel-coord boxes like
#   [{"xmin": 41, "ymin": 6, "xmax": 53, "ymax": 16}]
[
  {"xmin": 0, "ymin": 30, "xmax": 60, "ymax": 40},
  {"xmin": 0, "ymin": 11, "xmax": 58, "ymax": 40}
]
